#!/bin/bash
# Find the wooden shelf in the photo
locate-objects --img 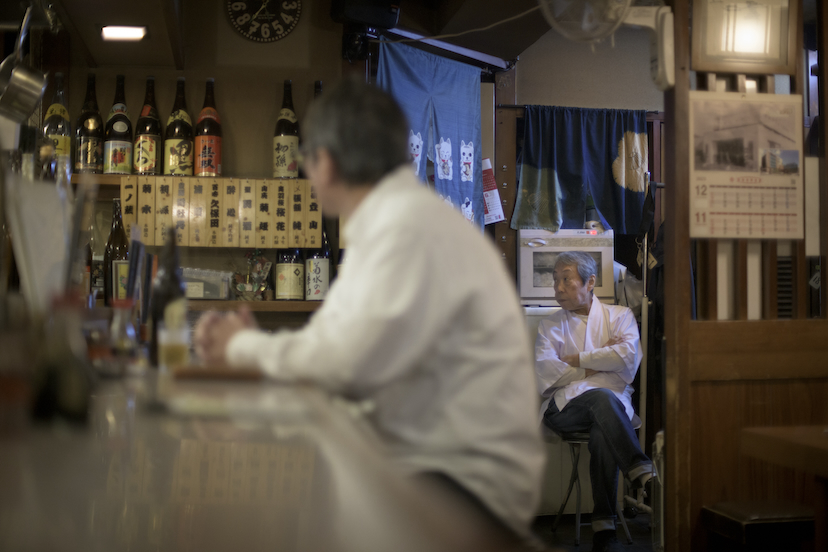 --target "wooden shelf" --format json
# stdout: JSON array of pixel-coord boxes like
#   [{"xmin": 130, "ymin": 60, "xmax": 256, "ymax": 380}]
[
  {"xmin": 188, "ymin": 300, "xmax": 322, "ymax": 313},
  {"xmin": 71, "ymin": 174, "xmax": 124, "ymax": 187}
]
